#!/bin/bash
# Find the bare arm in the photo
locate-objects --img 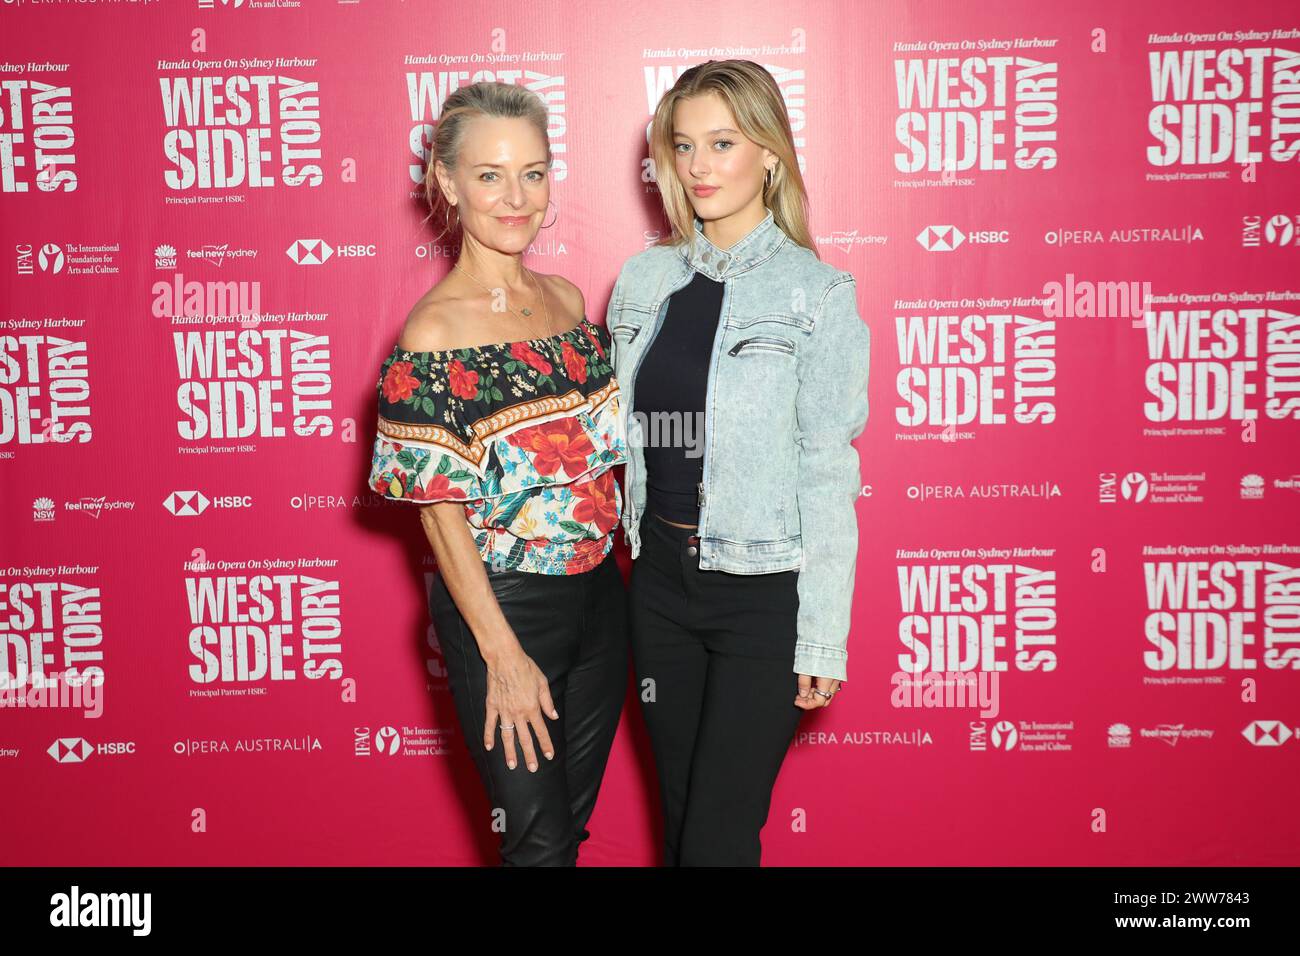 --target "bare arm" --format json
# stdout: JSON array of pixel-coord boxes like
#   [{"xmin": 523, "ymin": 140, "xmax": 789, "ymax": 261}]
[
  {"xmin": 396, "ymin": 297, "xmax": 560, "ymax": 771},
  {"xmin": 418, "ymin": 500, "xmax": 559, "ymax": 773}
]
